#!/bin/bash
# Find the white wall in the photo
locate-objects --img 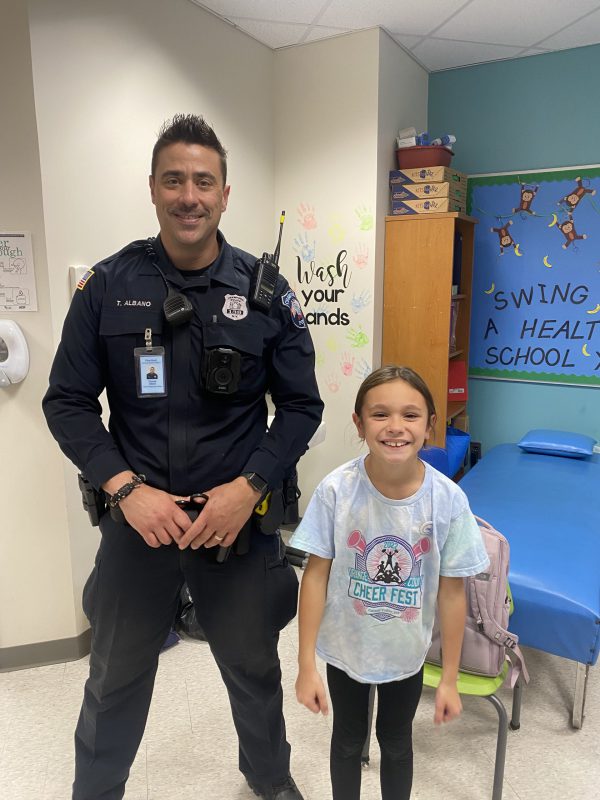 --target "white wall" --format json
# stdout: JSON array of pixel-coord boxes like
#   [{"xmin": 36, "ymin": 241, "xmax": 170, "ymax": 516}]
[
  {"xmin": 274, "ymin": 29, "xmax": 380, "ymax": 503},
  {"xmin": 375, "ymin": 30, "xmax": 429, "ymax": 360},
  {"xmin": 2, "ymin": 1, "xmax": 428, "ymax": 657},
  {"xmin": 1, "ymin": 0, "xmax": 275, "ymax": 656},
  {"xmin": 0, "ymin": 0, "xmax": 77, "ymax": 652},
  {"xmin": 28, "ymin": 0, "xmax": 276, "ymax": 343},
  {"xmin": 274, "ymin": 29, "xmax": 428, "ymax": 505}
]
